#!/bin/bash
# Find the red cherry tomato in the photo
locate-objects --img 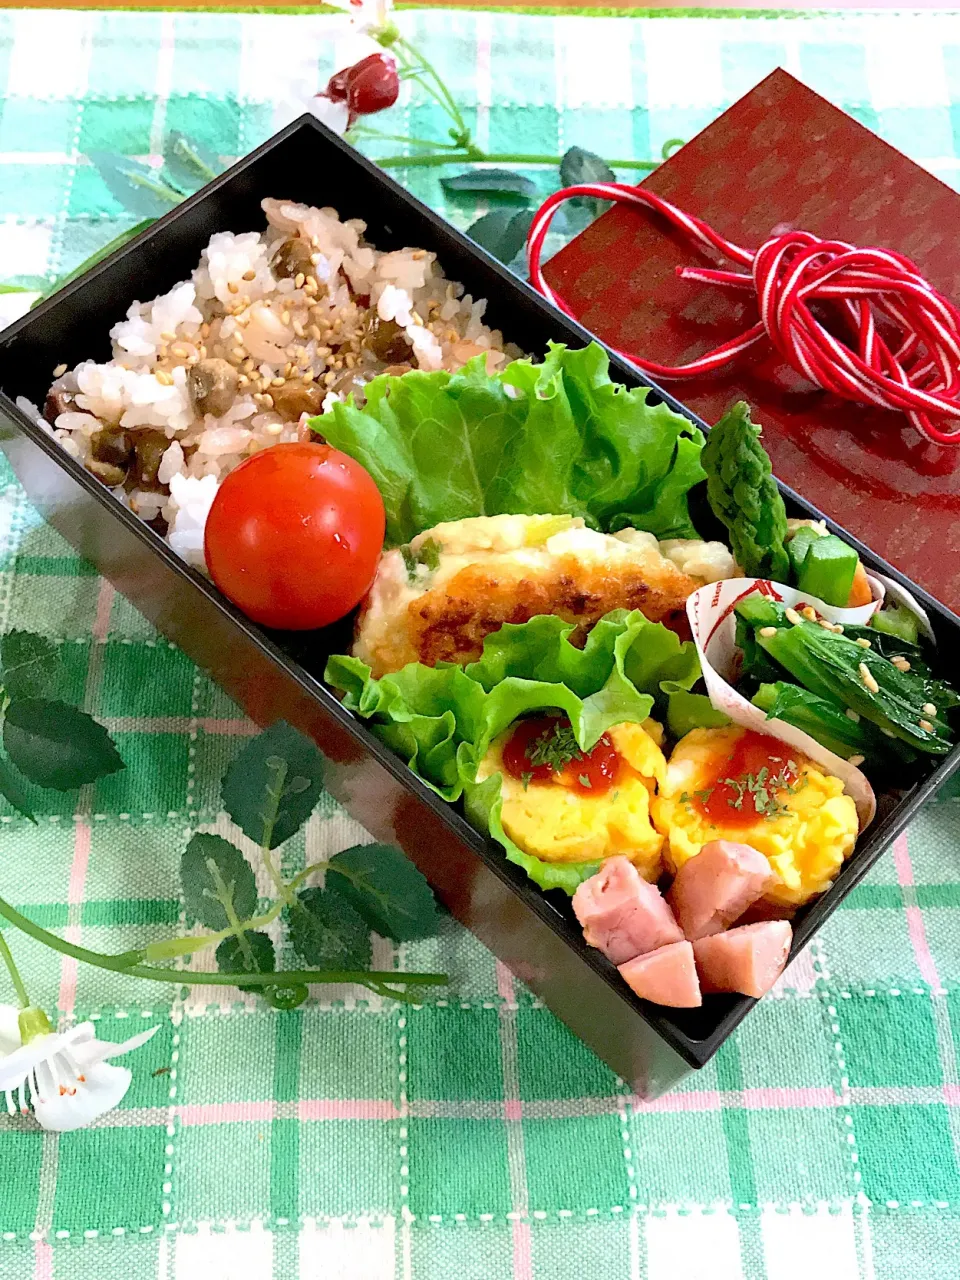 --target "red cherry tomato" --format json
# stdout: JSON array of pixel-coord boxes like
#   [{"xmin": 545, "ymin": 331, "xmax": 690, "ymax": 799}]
[{"xmin": 203, "ymin": 442, "xmax": 385, "ymax": 631}]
